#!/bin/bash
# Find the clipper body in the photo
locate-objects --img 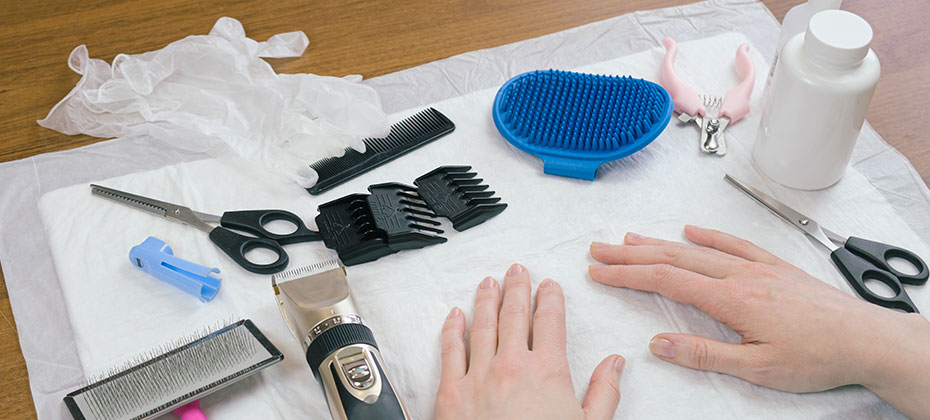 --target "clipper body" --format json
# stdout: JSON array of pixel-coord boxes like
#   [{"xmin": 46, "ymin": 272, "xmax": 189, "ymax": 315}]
[{"xmin": 272, "ymin": 261, "xmax": 409, "ymax": 420}]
